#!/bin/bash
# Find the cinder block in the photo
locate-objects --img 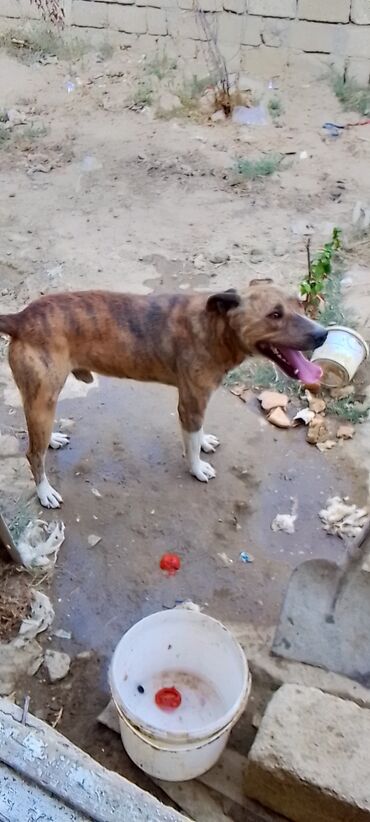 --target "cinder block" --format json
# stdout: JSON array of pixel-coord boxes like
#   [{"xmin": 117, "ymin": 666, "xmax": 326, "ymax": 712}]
[
  {"xmin": 218, "ymin": 11, "xmax": 260, "ymax": 44},
  {"xmin": 179, "ymin": 0, "xmax": 222, "ymax": 9},
  {"xmin": 245, "ymin": 685, "xmax": 370, "ymax": 822},
  {"xmin": 351, "ymin": 0, "xmax": 370, "ymax": 24},
  {"xmin": 0, "ymin": 0, "xmax": 21, "ymax": 15},
  {"xmin": 298, "ymin": 0, "xmax": 350, "ymax": 23},
  {"xmin": 347, "ymin": 23, "xmax": 370, "ymax": 57},
  {"xmin": 147, "ymin": 7, "xmax": 167, "ymax": 34},
  {"xmin": 291, "ymin": 20, "xmax": 347, "ymax": 53},
  {"xmin": 346, "ymin": 57, "xmax": 370, "ymax": 84},
  {"xmin": 261, "ymin": 17, "xmax": 294, "ymax": 47},
  {"xmin": 247, "ymin": 0, "xmax": 296, "ymax": 18},
  {"xmin": 108, "ymin": 4, "xmax": 147, "ymax": 33},
  {"xmin": 72, "ymin": 0, "xmax": 108, "ymax": 27},
  {"xmin": 240, "ymin": 43, "xmax": 288, "ymax": 75},
  {"xmin": 218, "ymin": 40, "xmax": 241, "ymax": 71},
  {"xmin": 224, "ymin": 0, "xmax": 246, "ymax": 14},
  {"xmin": 167, "ymin": 8, "xmax": 210, "ymax": 39}
]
